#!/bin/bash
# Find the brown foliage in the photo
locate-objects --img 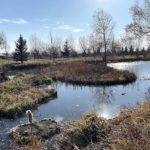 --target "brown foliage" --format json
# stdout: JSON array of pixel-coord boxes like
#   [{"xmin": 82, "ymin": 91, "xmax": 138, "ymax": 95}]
[{"xmin": 44, "ymin": 61, "xmax": 136, "ymax": 85}]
